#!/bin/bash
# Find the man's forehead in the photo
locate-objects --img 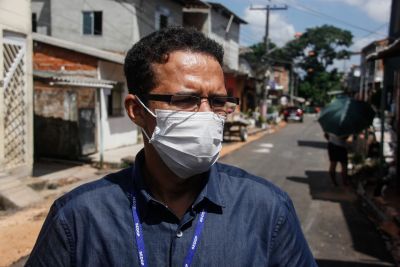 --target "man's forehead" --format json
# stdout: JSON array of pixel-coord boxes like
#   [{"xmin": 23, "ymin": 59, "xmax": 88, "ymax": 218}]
[{"xmin": 154, "ymin": 50, "xmax": 221, "ymax": 69}]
